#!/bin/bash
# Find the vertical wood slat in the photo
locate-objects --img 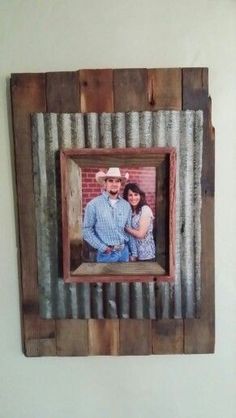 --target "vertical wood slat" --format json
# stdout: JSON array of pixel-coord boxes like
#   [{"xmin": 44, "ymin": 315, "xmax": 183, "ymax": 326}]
[
  {"xmin": 148, "ymin": 68, "xmax": 182, "ymax": 110},
  {"xmin": 113, "ymin": 69, "xmax": 149, "ymax": 112},
  {"xmin": 88, "ymin": 320, "xmax": 119, "ymax": 355},
  {"xmin": 56, "ymin": 320, "xmax": 88, "ymax": 356},
  {"xmin": 80, "ymin": 69, "xmax": 113, "ymax": 113},
  {"xmin": 119, "ymin": 320, "xmax": 152, "ymax": 355},
  {"xmin": 150, "ymin": 69, "xmax": 184, "ymax": 354},
  {"xmin": 67, "ymin": 159, "xmax": 83, "ymax": 270},
  {"xmin": 46, "ymin": 71, "xmax": 89, "ymax": 355},
  {"xmin": 152, "ymin": 320, "xmax": 183, "ymax": 354},
  {"xmin": 182, "ymin": 68, "xmax": 215, "ymax": 353},
  {"xmin": 114, "ymin": 68, "xmax": 152, "ymax": 355},
  {"xmin": 156, "ymin": 158, "xmax": 168, "ymax": 271},
  {"xmin": 79, "ymin": 69, "xmax": 120, "ymax": 355},
  {"xmin": 11, "ymin": 73, "xmax": 56, "ymax": 356},
  {"xmin": 46, "ymin": 72, "xmax": 80, "ymax": 113}
]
